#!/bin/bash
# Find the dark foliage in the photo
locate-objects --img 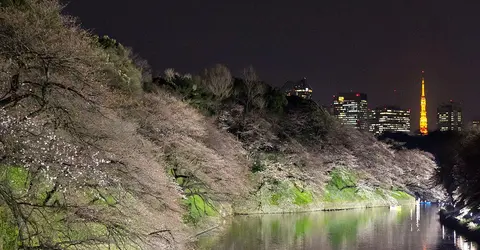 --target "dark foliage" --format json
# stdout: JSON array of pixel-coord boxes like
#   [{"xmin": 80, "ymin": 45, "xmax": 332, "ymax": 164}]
[
  {"xmin": 150, "ymin": 76, "xmax": 218, "ymax": 115},
  {"xmin": 280, "ymin": 96, "xmax": 334, "ymax": 144},
  {"xmin": 380, "ymin": 130, "xmax": 480, "ymax": 208},
  {"xmin": 0, "ymin": 0, "xmax": 25, "ymax": 7},
  {"xmin": 264, "ymin": 85, "xmax": 288, "ymax": 114}
]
